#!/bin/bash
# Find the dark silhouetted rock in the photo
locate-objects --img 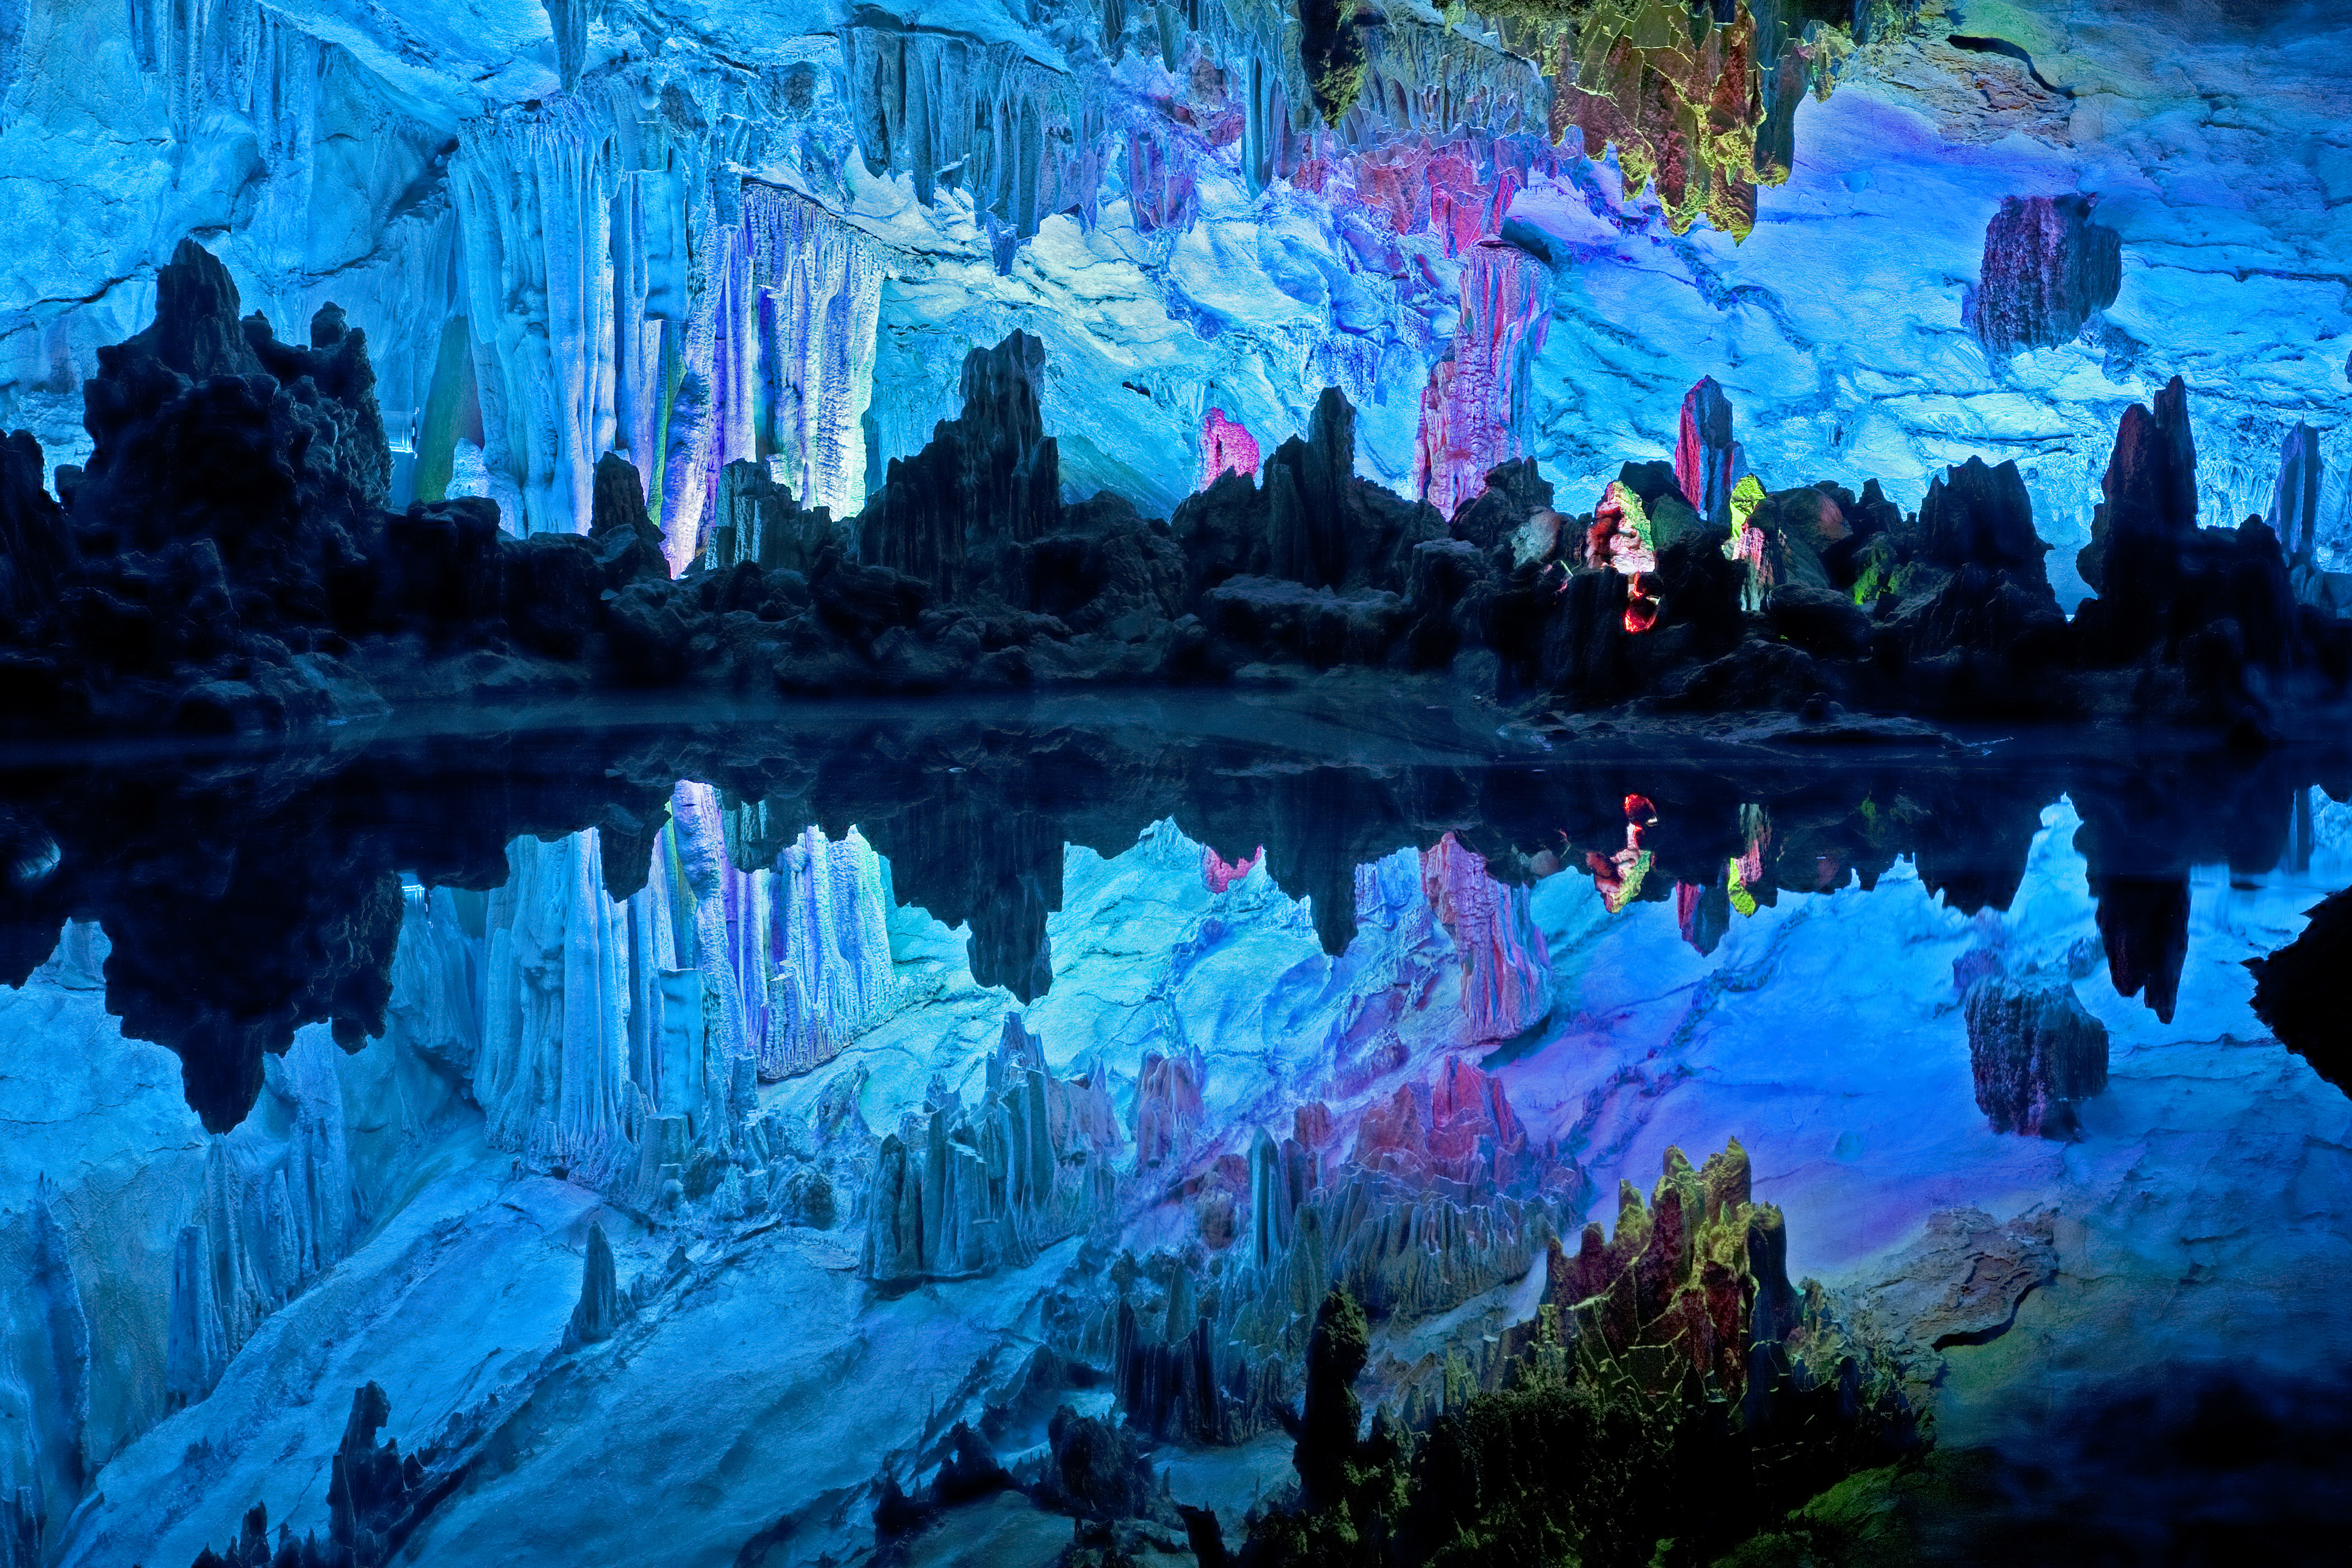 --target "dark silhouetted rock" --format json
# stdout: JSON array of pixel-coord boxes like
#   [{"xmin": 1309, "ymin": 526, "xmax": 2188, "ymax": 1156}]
[
  {"xmin": 859, "ymin": 331, "xmax": 1057, "ymax": 601},
  {"xmin": 1201, "ymin": 578, "xmax": 1407, "ymax": 670},
  {"xmin": 1918, "ymin": 456, "xmax": 2049, "ymax": 581},
  {"xmin": 707, "ymin": 458, "xmax": 846, "ymax": 574},
  {"xmin": 1449, "ymin": 457, "xmax": 1555, "ymax": 554},
  {"xmin": 1292, "ymin": 1287, "xmax": 1368, "ymax": 1511},
  {"xmin": 591, "ymin": 452, "xmax": 674, "ymax": 586},
  {"xmin": 1037, "ymin": 1406, "xmax": 1161, "ymax": 1522},
  {"xmin": 0, "ymin": 430, "xmax": 73, "ymax": 625},
  {"xmin": 2095, "ymin": 874, "xmax": 2190, "ymax": 1025},
  {"xmin": 1172, "ymin": 386, "xmax": 1441, "ymax": 607},
  {"xmin": 2246, "ymin": 884, "xmax": 2352, "ymax": 1094},
  {"xmin": 190, "ymin": 1383, "xmax": 459, "ymax": 1567},
  {"xmin": 933, "ymin": 1420, "xmax": 1012, "ymax": 1506},
  {"xmin": 1768, "ymin": 583, "xmax": 1872, "ymax": 660}
]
